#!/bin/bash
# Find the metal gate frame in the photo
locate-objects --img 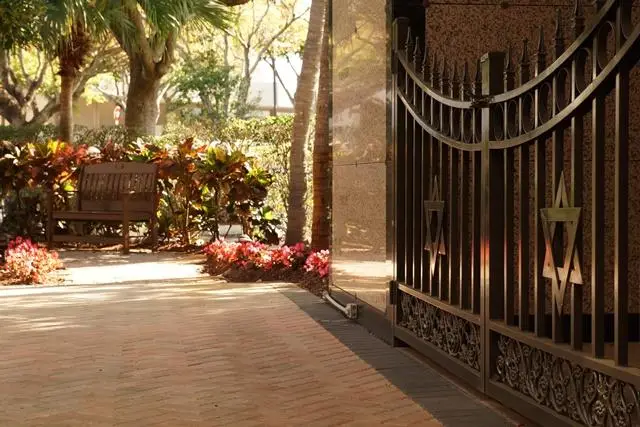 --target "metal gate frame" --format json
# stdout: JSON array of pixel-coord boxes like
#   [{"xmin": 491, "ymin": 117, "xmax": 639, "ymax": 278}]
[{"xmin": 390, "ymin": 1, "xmax": 640, "ymax": 425}]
